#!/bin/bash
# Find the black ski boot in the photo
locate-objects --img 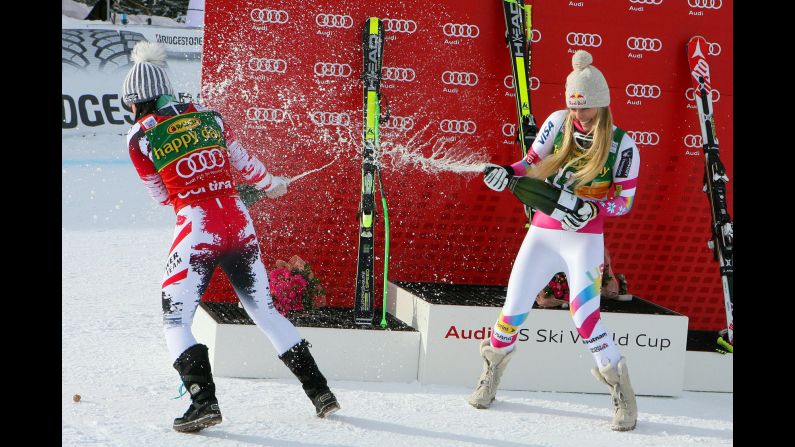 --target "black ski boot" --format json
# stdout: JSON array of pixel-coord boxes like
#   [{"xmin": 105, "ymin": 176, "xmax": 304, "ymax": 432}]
[
  {"xmin": 172, "ymin": 344, "xmax": 223, "ymax": 432},
  {"xmin": 279, "ymin": 340, "xmax": 340, "ymax": 418}
]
